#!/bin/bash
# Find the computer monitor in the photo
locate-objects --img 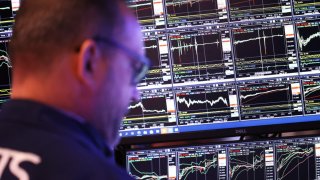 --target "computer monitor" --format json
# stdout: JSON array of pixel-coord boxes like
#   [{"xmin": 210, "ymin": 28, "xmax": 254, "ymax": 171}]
[
  {"xmin": 0, "ymin": 0, "xmax": 13, "ymax": 108},
  {"xmin": 126, "ymin": 135, "xmax": 320, "ymax": 180},
  {"xmin": 1, "ymin": 0, "xmax": 320, "ymax": 144},
  {"xmin": 120, "ymin": 0, "xmax": 320, "ymax": 144}
]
